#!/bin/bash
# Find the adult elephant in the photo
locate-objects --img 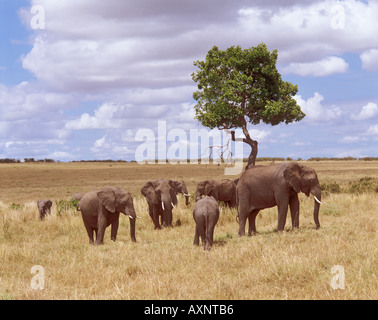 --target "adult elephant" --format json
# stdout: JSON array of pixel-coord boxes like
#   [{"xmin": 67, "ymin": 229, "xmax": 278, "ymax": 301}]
[
  {"xmin": 141, "ymin": 179, "xmax": 177, "ymax": 229},
  {"xmin": 195, "ymin": 179, "xmax": 236, "ymax": 207},
  {"xmin": 236, "ymin": 162, "xmax": 322, "ymax": 236},
  {"xmin": 79, "ymin": 186, "xmax": 137, "ymax": 245},
  {"xmin": 172, "ymin": 180, "xmax": 190, "ymax": 205},
  {"xmin": 37, "ymin": 199, "xmax": 52, "ymax": 221}
]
